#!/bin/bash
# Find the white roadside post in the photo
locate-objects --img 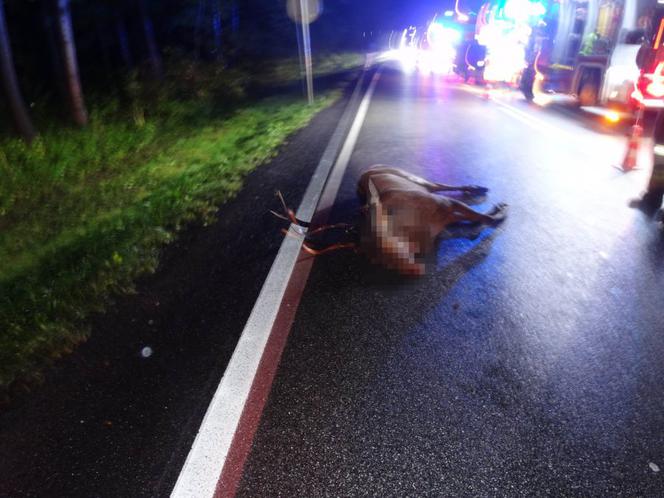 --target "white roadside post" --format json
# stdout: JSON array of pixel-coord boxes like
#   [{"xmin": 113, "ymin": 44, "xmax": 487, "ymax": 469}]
[{"xmin": 287, "ymin": 0, "xmax": 321, "ymax": 105}]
